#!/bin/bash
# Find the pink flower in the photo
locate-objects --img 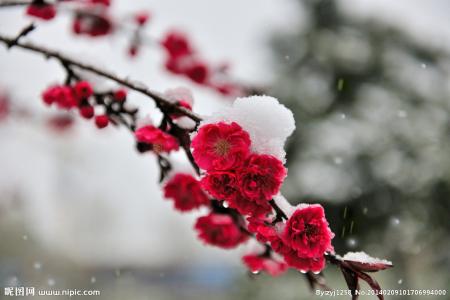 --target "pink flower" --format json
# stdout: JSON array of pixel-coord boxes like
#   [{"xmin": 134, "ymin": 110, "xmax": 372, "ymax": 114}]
[
  {"xmin": 135, "ymin": 125, "xmax": 179, "ymax": 153},
  {"xmin": 185, "ymin": 60, "xmax": 209, "ymax": 84},
  {"xmin": 194, "ymin": 213, "xmax": 248, "ymax": 249},
  {"xmin": 0, "ymin": 93, "xmax": 9, "ymax": 121},
  {"xmin": 42, "ymin": 85, "xmax": 77, "ymax": 109},
  {"xmin": 73, "ymin": 81, "xmax": 93, "ymax": 101},
  {"xmin": 228, "ymin": 194, "xmax": 272, "ymax": 217},
  {"xmin": 135, "ymin": 11, "xmax": 150, "ymax": 26},
  {"xmin": 192, "ymin": 122, "xmax": 251, "ymax": 171},
  {"xmin": 237, "ymin": 154, "xmax": 286, "ymax": 204},
  {"xmin": 26, "ymin": 4, "xmax": 56, "ymax": 21},
  {"xmin": 161, "ymin": 31, "xmax": 193, "ymax": 58},
  {"xmin": 47, "ymin": 115, "xmax": 74, "ymax": 132},
  {"xmin": 88, "ymin": 0, "xmax": 110, "ymax": 6},
  {"xmin": 282, "ymin": 204, "xmax": 334, "ymax": 258},
  {"xmin": 95, "ymin": 115, "xmax": 109, "ymax": 128},
  {"xmin": 242, "ymin": 254, "xmax": 288, "ymax": 276},
  {"xmin": 113, "ymin": 89, "xmax": 127, "ymax": 102},
  {"xmin": 282, "ymin": 251, "xmax": 325, "ymax": 273},
  {"xmin": 79, "ymin": 105, "xmax": 94, "ymax": 119},
  {"xmin": 201, "ymin": 171, "xmax": 238, "ymax": 201},
  {"xmin": 72, "ymin": 13, "xmax": 113, "ymax": 37},
  {"xmin": 164, "ymin": 173, "xmax": 210, "ymax": 212}
]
